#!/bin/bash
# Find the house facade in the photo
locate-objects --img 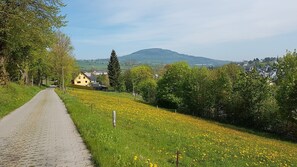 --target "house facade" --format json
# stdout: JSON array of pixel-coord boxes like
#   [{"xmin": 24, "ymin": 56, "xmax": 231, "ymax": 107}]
[{"xmin": 73, "ymin": 72, "xmax": 92, "ymax": 86}]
